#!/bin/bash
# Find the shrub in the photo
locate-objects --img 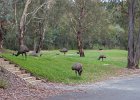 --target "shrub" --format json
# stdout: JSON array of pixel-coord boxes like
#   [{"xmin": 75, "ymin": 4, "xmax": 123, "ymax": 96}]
[{"xmin": 0, "ymin": 79, "xmax": 8, "ymax": 89}]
